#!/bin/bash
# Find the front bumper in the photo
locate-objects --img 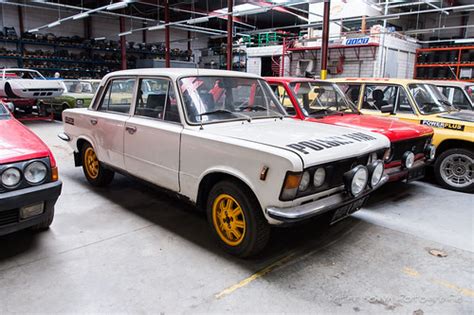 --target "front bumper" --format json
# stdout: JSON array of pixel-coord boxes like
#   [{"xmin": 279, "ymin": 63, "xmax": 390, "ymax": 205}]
[
  {"xmin": 384, "ymin": 159, "xmax": 426, "ymax": 182},
  {"xmin": 0, "ymin": 181, "xmax": 62, "ymax": 236},
  {"xmin": 266, "ymin": 175, "xmax": 389, "ymax": 223}
]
